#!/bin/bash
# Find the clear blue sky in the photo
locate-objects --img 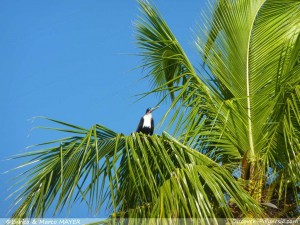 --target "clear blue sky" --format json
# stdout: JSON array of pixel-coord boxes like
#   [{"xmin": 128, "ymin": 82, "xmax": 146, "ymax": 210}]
[{"xmin": 0, "ymin": 0, "xmax": 206, "ymax": 218}]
